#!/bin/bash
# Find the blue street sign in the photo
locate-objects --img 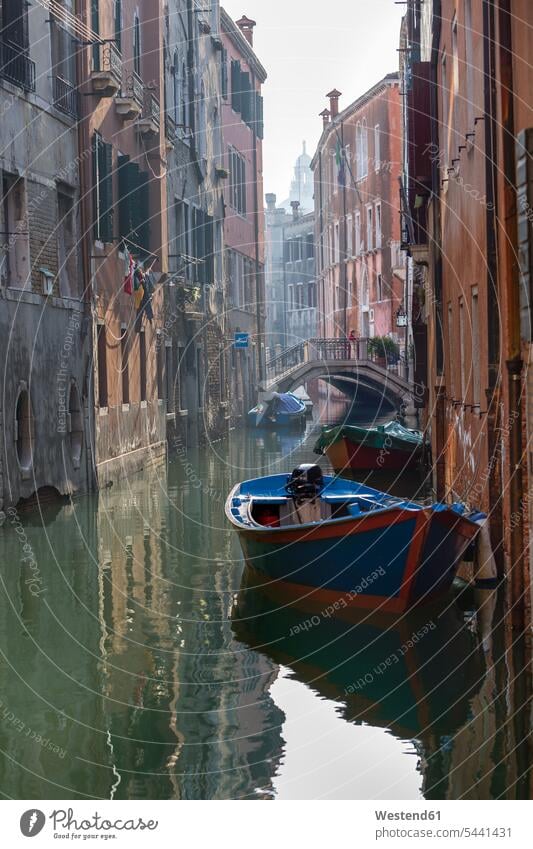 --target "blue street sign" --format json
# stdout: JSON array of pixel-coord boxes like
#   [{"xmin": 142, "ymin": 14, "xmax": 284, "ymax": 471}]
[{"xmin": 234, "ymin": 332, "xmax": 249, "ymax": 349}]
